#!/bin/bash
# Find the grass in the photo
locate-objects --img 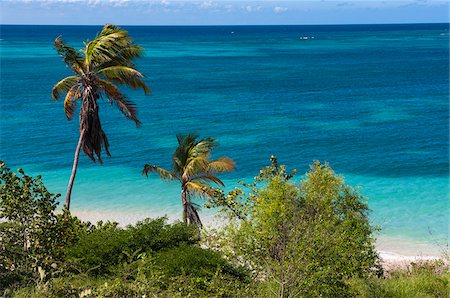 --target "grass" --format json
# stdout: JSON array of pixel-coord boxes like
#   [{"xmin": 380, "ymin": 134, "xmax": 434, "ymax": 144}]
[{"xmin": 349, "ymin": 260, "xmax": 449, "ymax": 298}]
